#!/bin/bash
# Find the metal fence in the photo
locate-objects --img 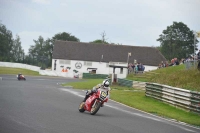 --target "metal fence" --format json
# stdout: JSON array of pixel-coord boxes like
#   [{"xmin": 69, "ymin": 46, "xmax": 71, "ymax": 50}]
[
  {"xmin": 145, "ymin": 82, "xmax": 200, "ymax": 114},
  {"xmin": 82, "ymin": 73, "xmax": 112, "ymax": 85},
  {"xmin": 82, "ymin": 73, "xmax": 108, "ymax": 79},
  {"xmin": 184, "ymin": 60, "xmax": 199, "ymax": 70}
]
